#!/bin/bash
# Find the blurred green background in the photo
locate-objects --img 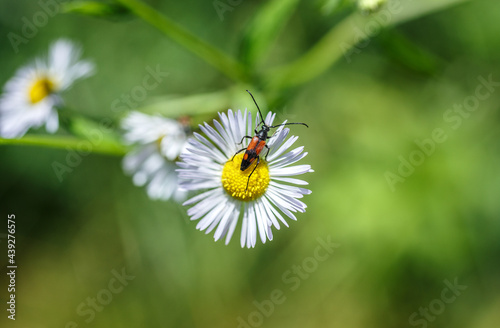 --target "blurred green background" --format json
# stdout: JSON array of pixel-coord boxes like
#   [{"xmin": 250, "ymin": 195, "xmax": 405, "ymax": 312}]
[{"xmin": 1, "ymin": 0, "xmax": 500, "ymax": 327}]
